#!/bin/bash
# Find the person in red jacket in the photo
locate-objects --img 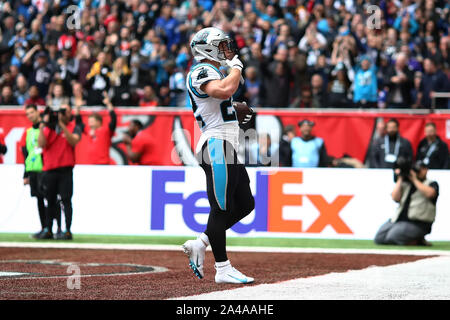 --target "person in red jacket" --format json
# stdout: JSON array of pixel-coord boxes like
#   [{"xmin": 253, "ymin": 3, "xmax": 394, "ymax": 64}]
[
  {"xmin": 122, "ymin": 120, "xmax": 158, "ymax": 165},
  {"xmin": 0, "ymin": 129, "xmax": 7, "ymax": 164},
  {"xmin": 38, "ymin": 104, "xmax": 82, "ymax": 240},
  {"xmin": 83, "ymin": 93, "xmax": 117, "ymax": 164}
]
